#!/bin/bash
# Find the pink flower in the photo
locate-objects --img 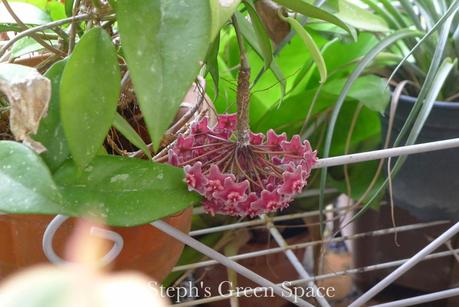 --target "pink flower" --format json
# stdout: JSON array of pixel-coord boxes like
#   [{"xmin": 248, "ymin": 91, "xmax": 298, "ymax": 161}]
[
  {"xmin": 278, "ymin": 166, "xmax": 305, "ymax": 196},
  {"xmin": 249, "ymin": 132, "xmax": 264, "ymax": 145},
  {"xmin": 168, "ymin": 150, "xmax": 179, "ymax": 167},
  {"xmin": 236, "ymin": 192, "xmax": 258, "ymax": 216},
  {"xmin": 267, "ymin": 129, "xmax": 287, "ymax": 150},
  {"xmin": 281, "ymin": 135, "xmax": 311, "ymax": 163},
  {"xmin": 184, "ymin": 162, "xmax": 207, "ymax": 194},
  {"xmin": 174, "ymin": 135, "xmax": 194, "ymax": 153},
  {"xmin": 253, "ymin": 190, "xmax": 283, "ymax": 211},
  {"xmin": 202, "ymin": 199, "xmax": 222, "ymax": 216},
  {"xmin": 191, "ymin": 117, "xmax": 210, "ymax": 134},
  {"xmin": 214, "ymin": 178, "xmax": 249, "ymax": 204},
  {"xmin": 168, "ymin": 113, "xmax": 317, "ymax": 217},
  {"xmin": 216, "ymin": 114, "xmax": 237, "ymax": 131},
  {"xmin": 205, "ymin": 165, "xmax": 234, "ymax": 195}
]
